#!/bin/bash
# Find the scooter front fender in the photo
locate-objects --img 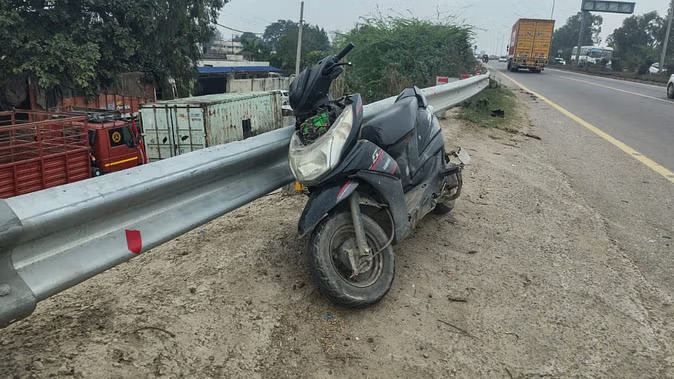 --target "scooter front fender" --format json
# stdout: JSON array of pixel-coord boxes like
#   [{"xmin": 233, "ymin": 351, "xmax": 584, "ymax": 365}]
[
  {"xmin": 298, "ymin": 180, "xmax": 359, "ymax": 238},
  {"xmin": 297, "ymin": 171, "xmax": 410, "ymax": 243}
]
